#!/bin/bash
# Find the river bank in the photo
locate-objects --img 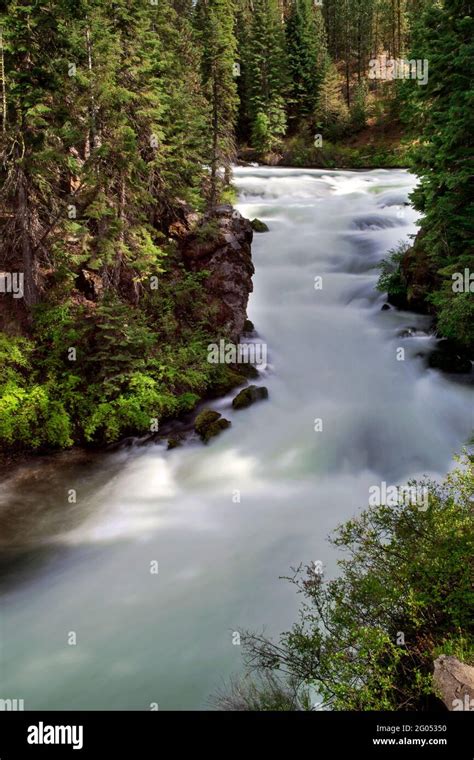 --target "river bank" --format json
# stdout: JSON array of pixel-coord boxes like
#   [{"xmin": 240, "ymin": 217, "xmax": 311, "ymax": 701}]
[{"xmin": 0, "ymin": 167, "xmax": 472, "ymax": 709}]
